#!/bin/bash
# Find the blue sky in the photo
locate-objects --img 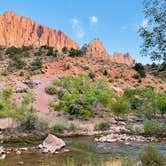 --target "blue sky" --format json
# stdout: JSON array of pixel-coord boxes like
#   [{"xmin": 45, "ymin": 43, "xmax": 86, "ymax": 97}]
[{"xmin": 0, "ymin": 0, "xmax": 152, "ymax": 63}]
